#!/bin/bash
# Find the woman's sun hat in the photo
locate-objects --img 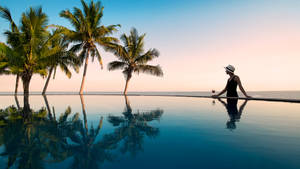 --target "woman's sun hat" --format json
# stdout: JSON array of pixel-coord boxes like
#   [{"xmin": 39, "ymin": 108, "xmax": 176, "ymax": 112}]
[{"xmin": 225, "ymin": 65, "xmax": 235, "ymax": 73}]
